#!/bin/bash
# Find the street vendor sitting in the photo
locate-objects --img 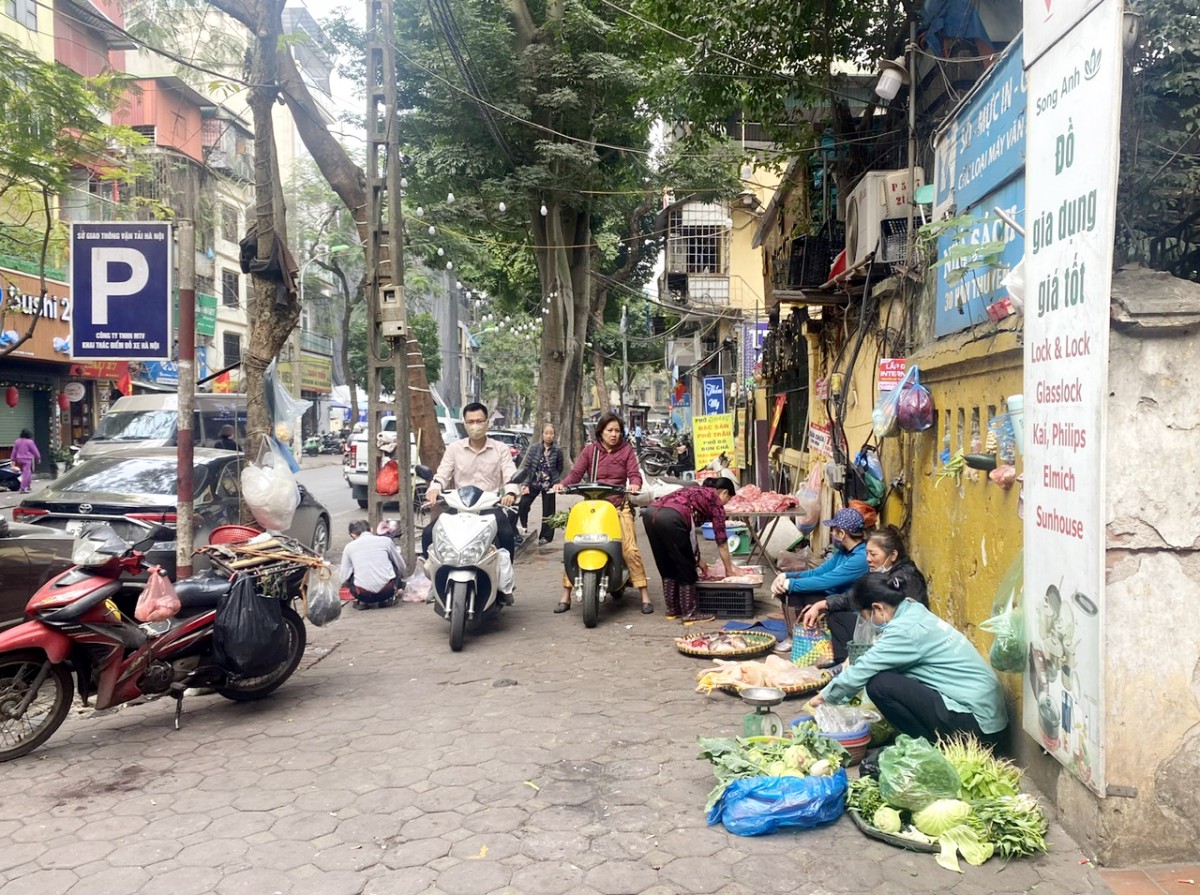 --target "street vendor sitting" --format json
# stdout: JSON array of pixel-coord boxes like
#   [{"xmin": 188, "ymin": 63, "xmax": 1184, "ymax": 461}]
[
  {"xmin": 769, "ymin": 507, "xmax": 869, "ymax": 658},
  {"xmin": 809, "ymin": 570, "xmax": 1008, "ymax": 748}
]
